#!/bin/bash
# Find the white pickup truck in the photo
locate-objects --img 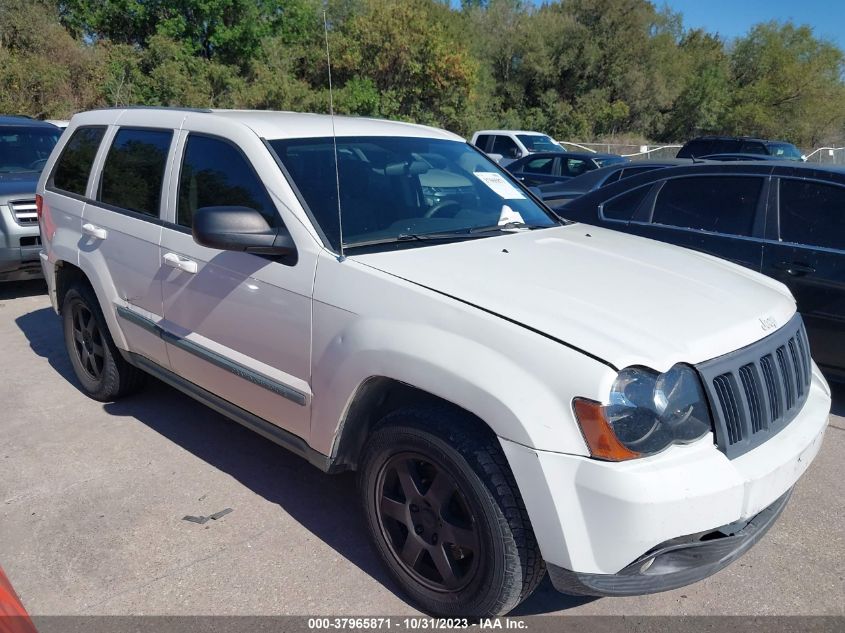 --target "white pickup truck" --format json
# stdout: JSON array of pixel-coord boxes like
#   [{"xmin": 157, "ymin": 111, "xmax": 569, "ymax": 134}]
[{"xmin": 37, "ymin": 107, "xmax": 830, "ymax": 617}]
